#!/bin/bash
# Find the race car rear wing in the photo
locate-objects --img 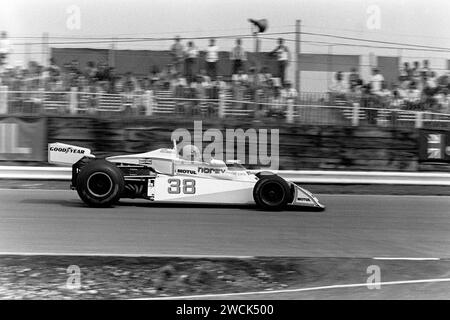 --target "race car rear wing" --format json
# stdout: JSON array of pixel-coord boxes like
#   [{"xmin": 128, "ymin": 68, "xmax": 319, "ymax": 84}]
[{"xmin": 48, "ymin": 142, "xmax": 95, "ymax": 165}]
